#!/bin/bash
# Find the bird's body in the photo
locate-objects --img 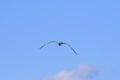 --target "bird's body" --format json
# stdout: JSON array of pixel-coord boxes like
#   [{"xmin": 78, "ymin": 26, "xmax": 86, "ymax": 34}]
[
  {"xmin": 40, "ymin": 41, "xmax": 78, "ymax": 55},
  {"xmin": 57, "ymin": 41, "xmax": 64, "ymax": 46}
]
